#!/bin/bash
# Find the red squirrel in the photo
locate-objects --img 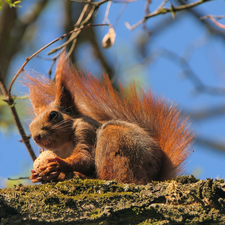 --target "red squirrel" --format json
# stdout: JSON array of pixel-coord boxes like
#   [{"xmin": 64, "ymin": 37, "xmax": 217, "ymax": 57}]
[{"xmin": 25, "ymin": 53, "xmax": 193, "ymax": 185}]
